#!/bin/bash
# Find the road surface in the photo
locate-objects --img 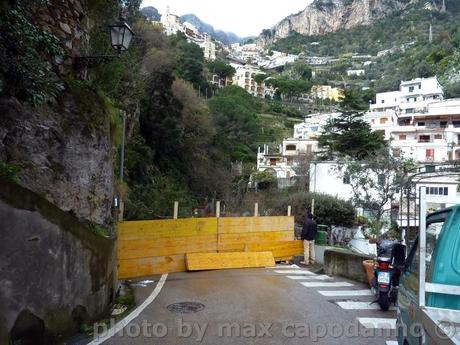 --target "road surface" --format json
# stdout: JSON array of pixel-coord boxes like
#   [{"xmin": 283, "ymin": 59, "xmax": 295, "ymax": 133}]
[{"xmin": 92, "ymin": 265, "xmax": 398, "ymax": 345}]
